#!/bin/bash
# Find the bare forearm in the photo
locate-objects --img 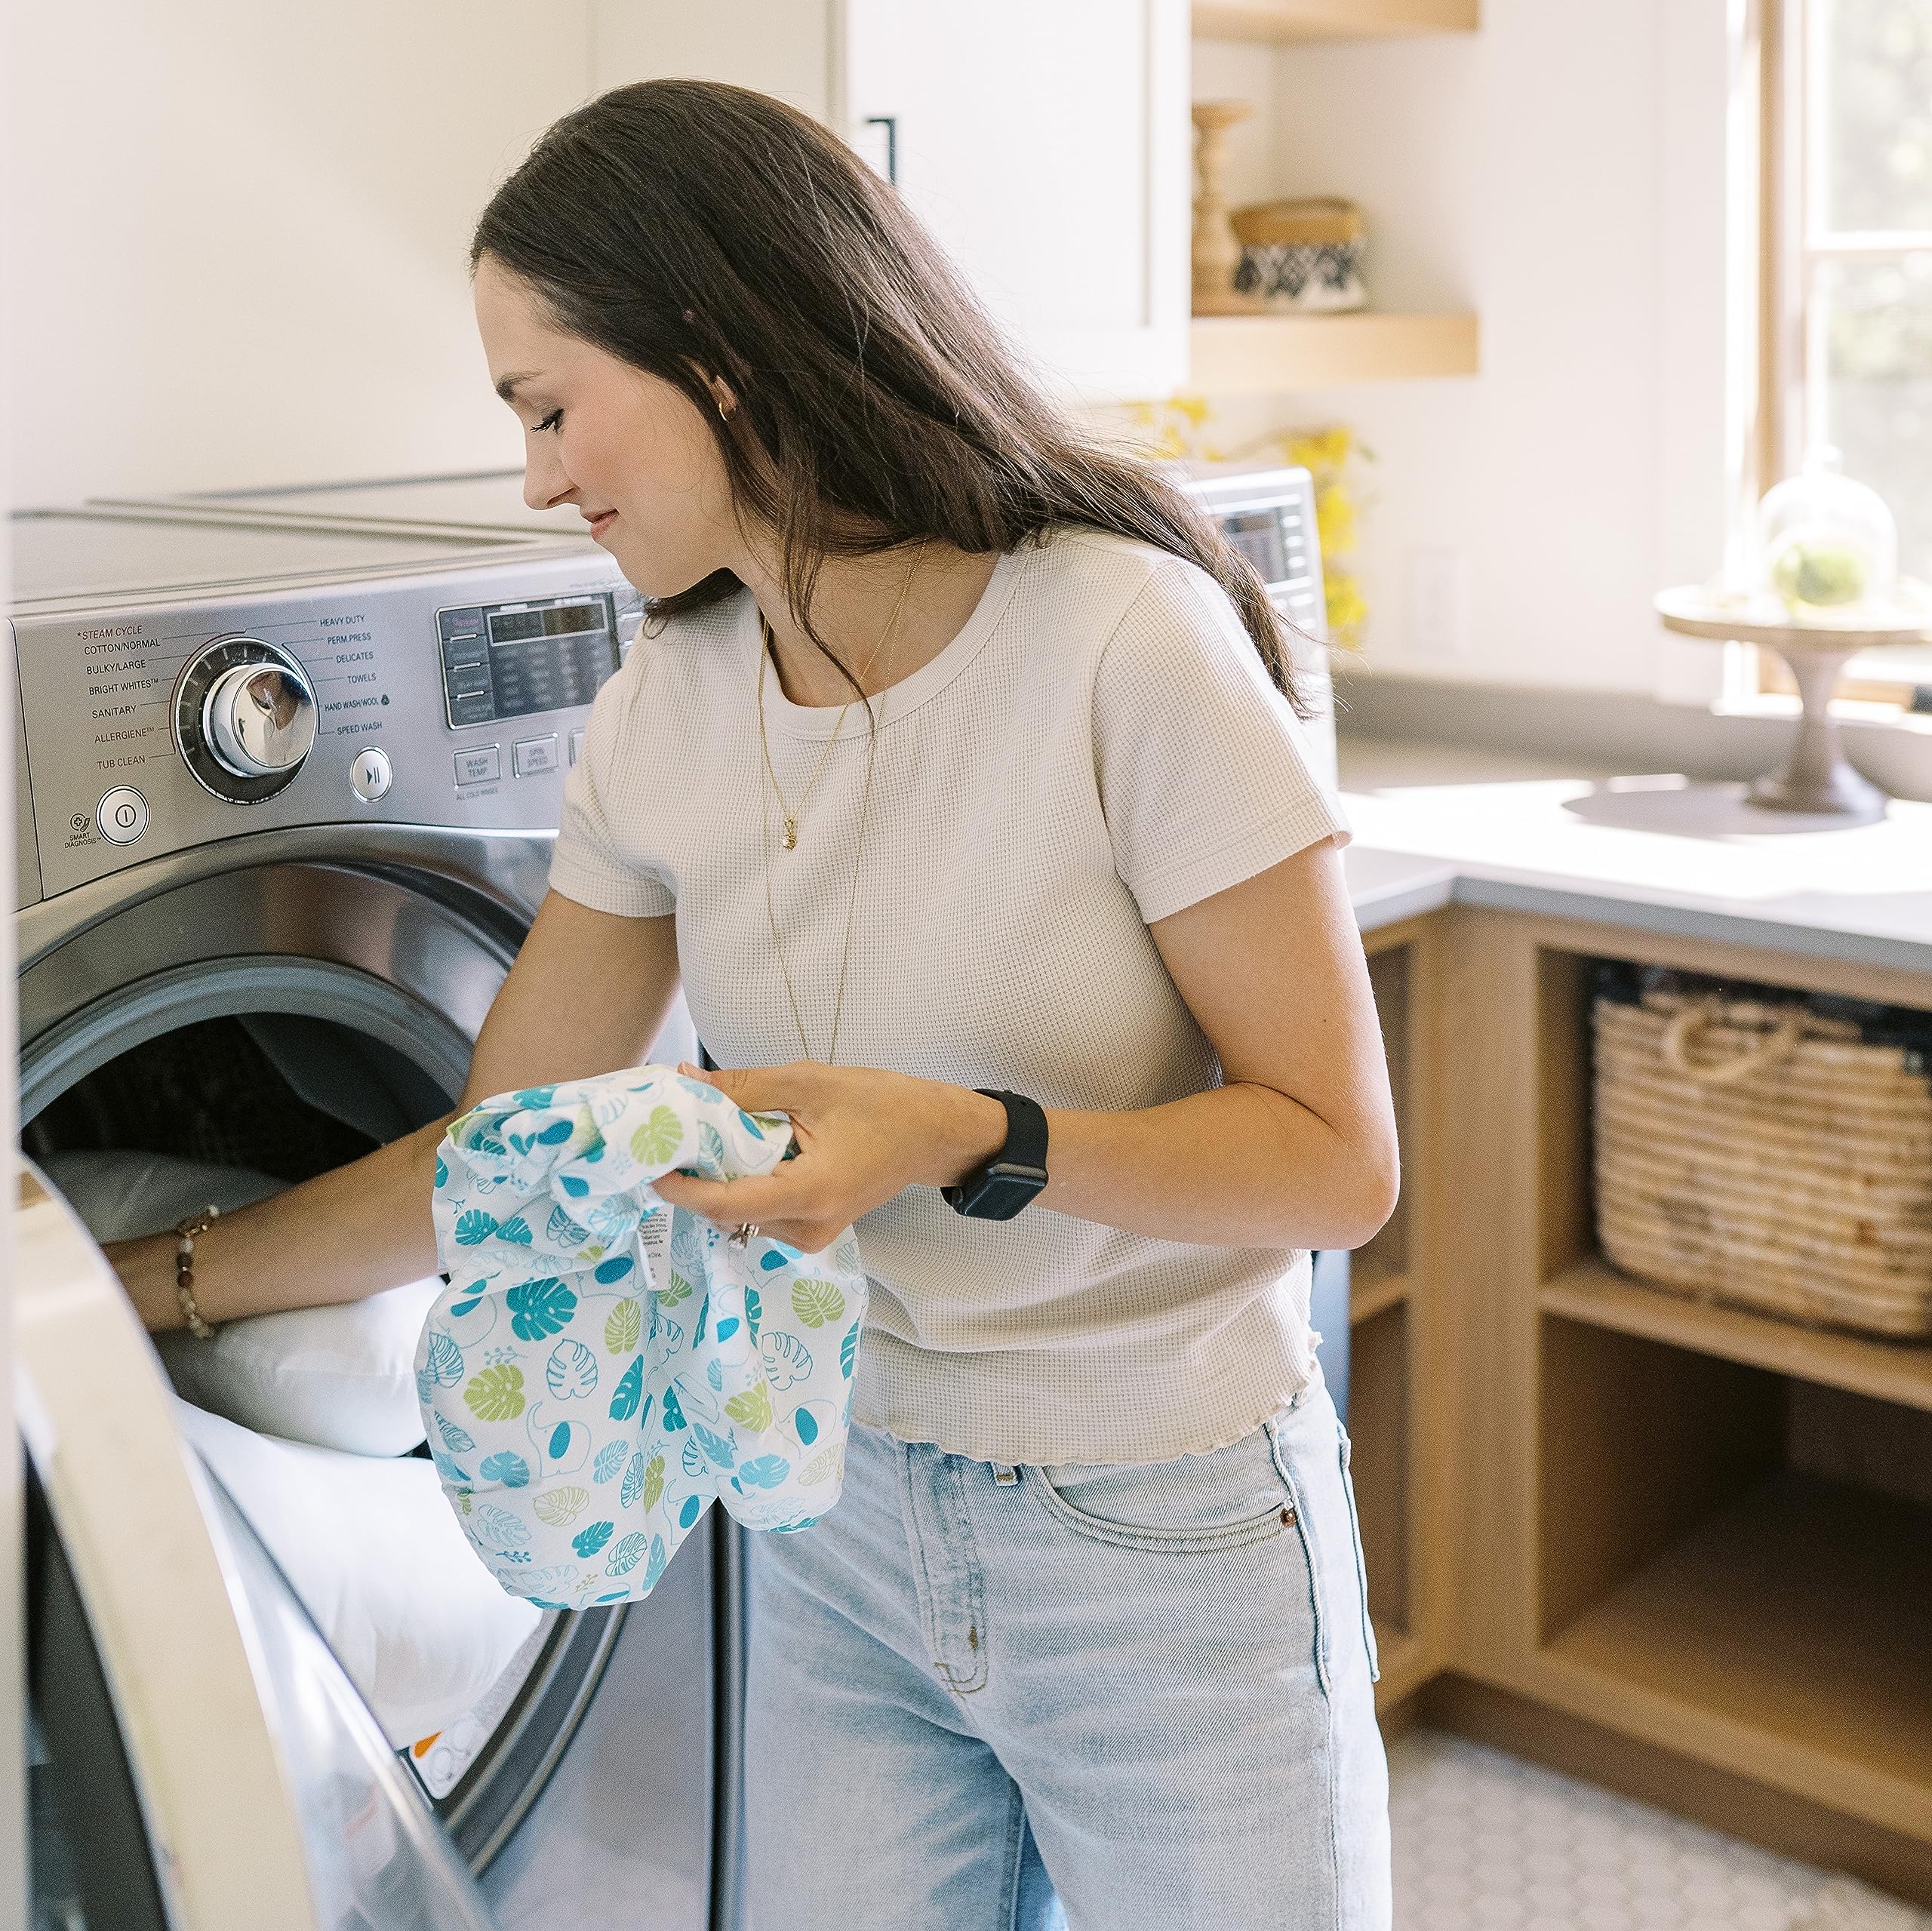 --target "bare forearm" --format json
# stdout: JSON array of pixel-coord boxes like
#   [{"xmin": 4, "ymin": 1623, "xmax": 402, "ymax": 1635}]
[
  {"xmin": 923, "ymin": 1081, "xmax": 1396, "ymax": 1251},
  {"xmin": 107, "ymin": 1112, "xmax": 454, "ymax": 1332}
]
